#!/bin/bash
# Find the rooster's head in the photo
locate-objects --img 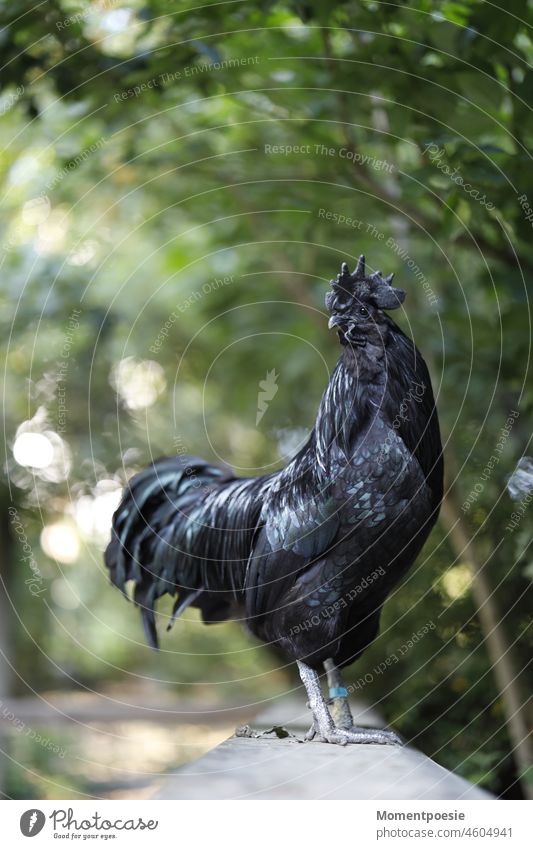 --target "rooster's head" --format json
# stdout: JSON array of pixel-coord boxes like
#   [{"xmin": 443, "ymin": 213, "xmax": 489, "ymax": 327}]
[{"xmin": 325, "ymin": 254, "xmax": 405, "ymax": 348}]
